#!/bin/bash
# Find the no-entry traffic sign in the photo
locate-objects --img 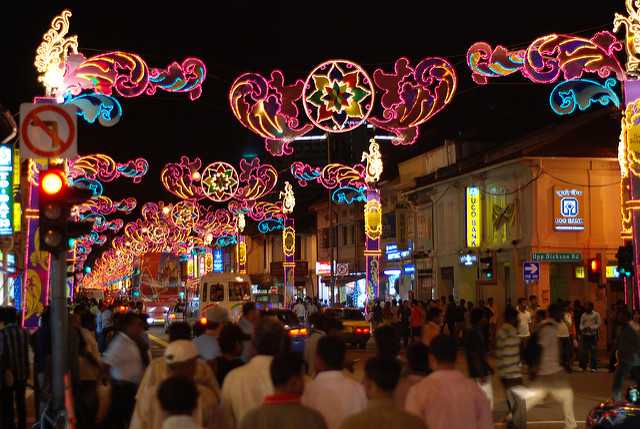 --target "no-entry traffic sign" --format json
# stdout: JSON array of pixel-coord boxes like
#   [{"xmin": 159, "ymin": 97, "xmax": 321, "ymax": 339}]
[{"xmin": 19, "ymin": 103, "xmax": 77, "ymax": 159}]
